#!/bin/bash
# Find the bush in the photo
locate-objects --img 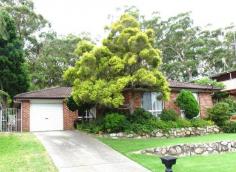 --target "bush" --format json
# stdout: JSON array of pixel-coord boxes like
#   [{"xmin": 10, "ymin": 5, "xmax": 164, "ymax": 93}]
[
  {"xmin": 222, "ymin": 97, "xmax": 236, "ymax": 113},
  {"xmin": 127, "ymin": 108, "xmax": 154, "ymax": 124},
  {"xmin": 160, "ymin": 109, "xmax": 179, "ymax": 121},
  {"xmin": 190, "ymin": 118, "xmax": 214, "ymax": 127},
  {"xmin": 207, "ymin": 102, "xmax": 231, "ymax": 126},
  {"xmin": 77, "ymin": 121, "xmax": 103, "ymax": 134},
  {"xmin": 176, "ymin": 90, "xmax": 200, "ymax": 119},
  {"xmin": 175, "ymin": 119, "xmax": 192, "ymax": 128},
  {"xmin": 103, "ymin": 113, "xmax": 127, "ymax": 133},
  {"xmin": 222, "ymin": 121, "xmax": 236, "ymax": 133}
]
